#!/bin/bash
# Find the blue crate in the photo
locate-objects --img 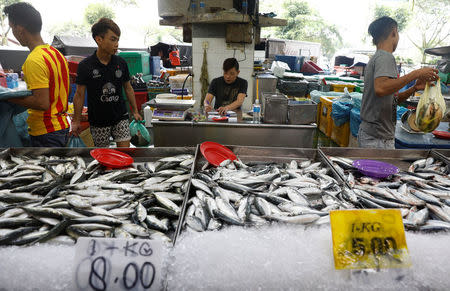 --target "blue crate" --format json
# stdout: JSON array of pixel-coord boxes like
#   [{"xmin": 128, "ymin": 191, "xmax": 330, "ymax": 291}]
[
  {"xmin": 275, "ymin": 55, "xmax": 304, "ymax": 72},
  {"xmin": 68, "ymin": 83, "xmax": 88, "ymax": 107},
  {"xmin": 150, "ymin": 56, "xmax": 161, "ymax": 77}
]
